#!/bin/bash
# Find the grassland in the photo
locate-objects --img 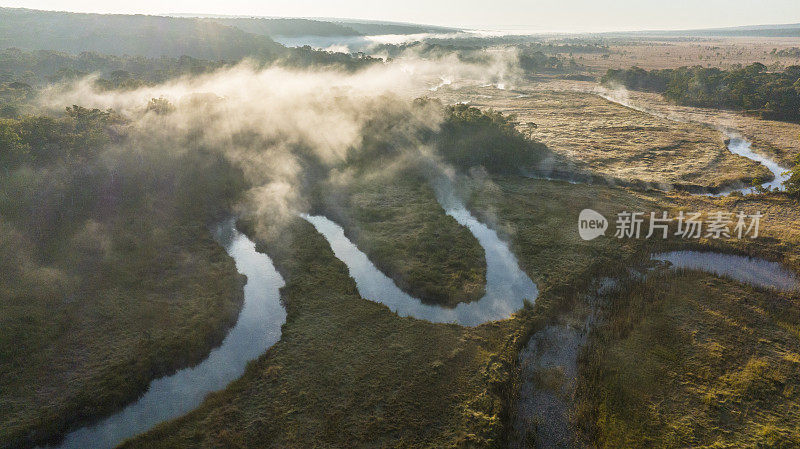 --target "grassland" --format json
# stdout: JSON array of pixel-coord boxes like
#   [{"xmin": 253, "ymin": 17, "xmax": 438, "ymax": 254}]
[
  {"xmin": 466, "ymin": 175, "xmax": 800, "ymax": 449},
  {"xmin": 574, "ymin": 37, "xmax": 800, "ymax": 72},
  {"xmin": 473, "ymin": 177, "xmax": 800, "ymax": 449},
  {"xmin": 539, "ymin": 78, "xmax": 800, "ymax": 167},
  {"xmin": 576, "ymin": 271, "xmax": 800, "ymax": 448},
  {"xmin": 118, "ymin": 171, "xmax": 674, "ymax": 448},
  {"xmin": 121, "ymin": 214, "xmax": 532, "ymax": 448},
  {"xmin": 605, "ymin": 85, "xmax": 800, "ymax": 167},
  {"xmin": 0, "ymin": 216, "xmax": 245, "ymax": 448},
  {"xmin": 468, "ymin": 175, "xmax": 667, "ymax": 292},
  {"xmin": 101, "ymin": 165, "xmax": 800, "ymax": 449},
  {"xmin": 665, "ymin": 191, "xmax": 800, "ymax": 271},
  {"xmin": 317, "ymin": 169, "xmax": 487, "ymax": 307},
  {"xmin": 433, "ymin": 86, "xmax": 770, "ymax": 192}
]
